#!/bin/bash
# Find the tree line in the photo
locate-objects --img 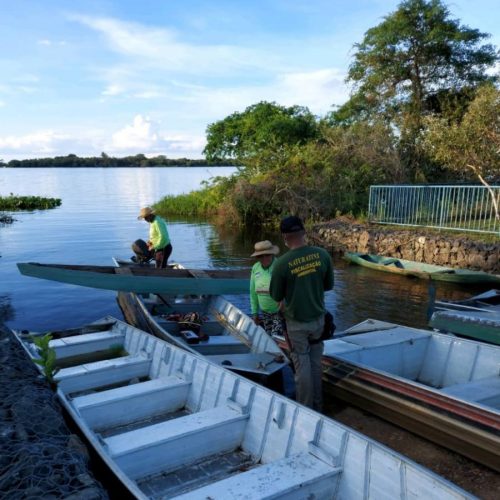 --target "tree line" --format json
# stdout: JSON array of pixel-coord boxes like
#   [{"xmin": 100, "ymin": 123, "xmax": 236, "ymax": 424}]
[
  {"xmin": 157, "ymin": 0, "xmax": 499, "ymax": 226},
  {"xmin": 1, "ymin": 154, "xmax": 236, "ymax": 168}
]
